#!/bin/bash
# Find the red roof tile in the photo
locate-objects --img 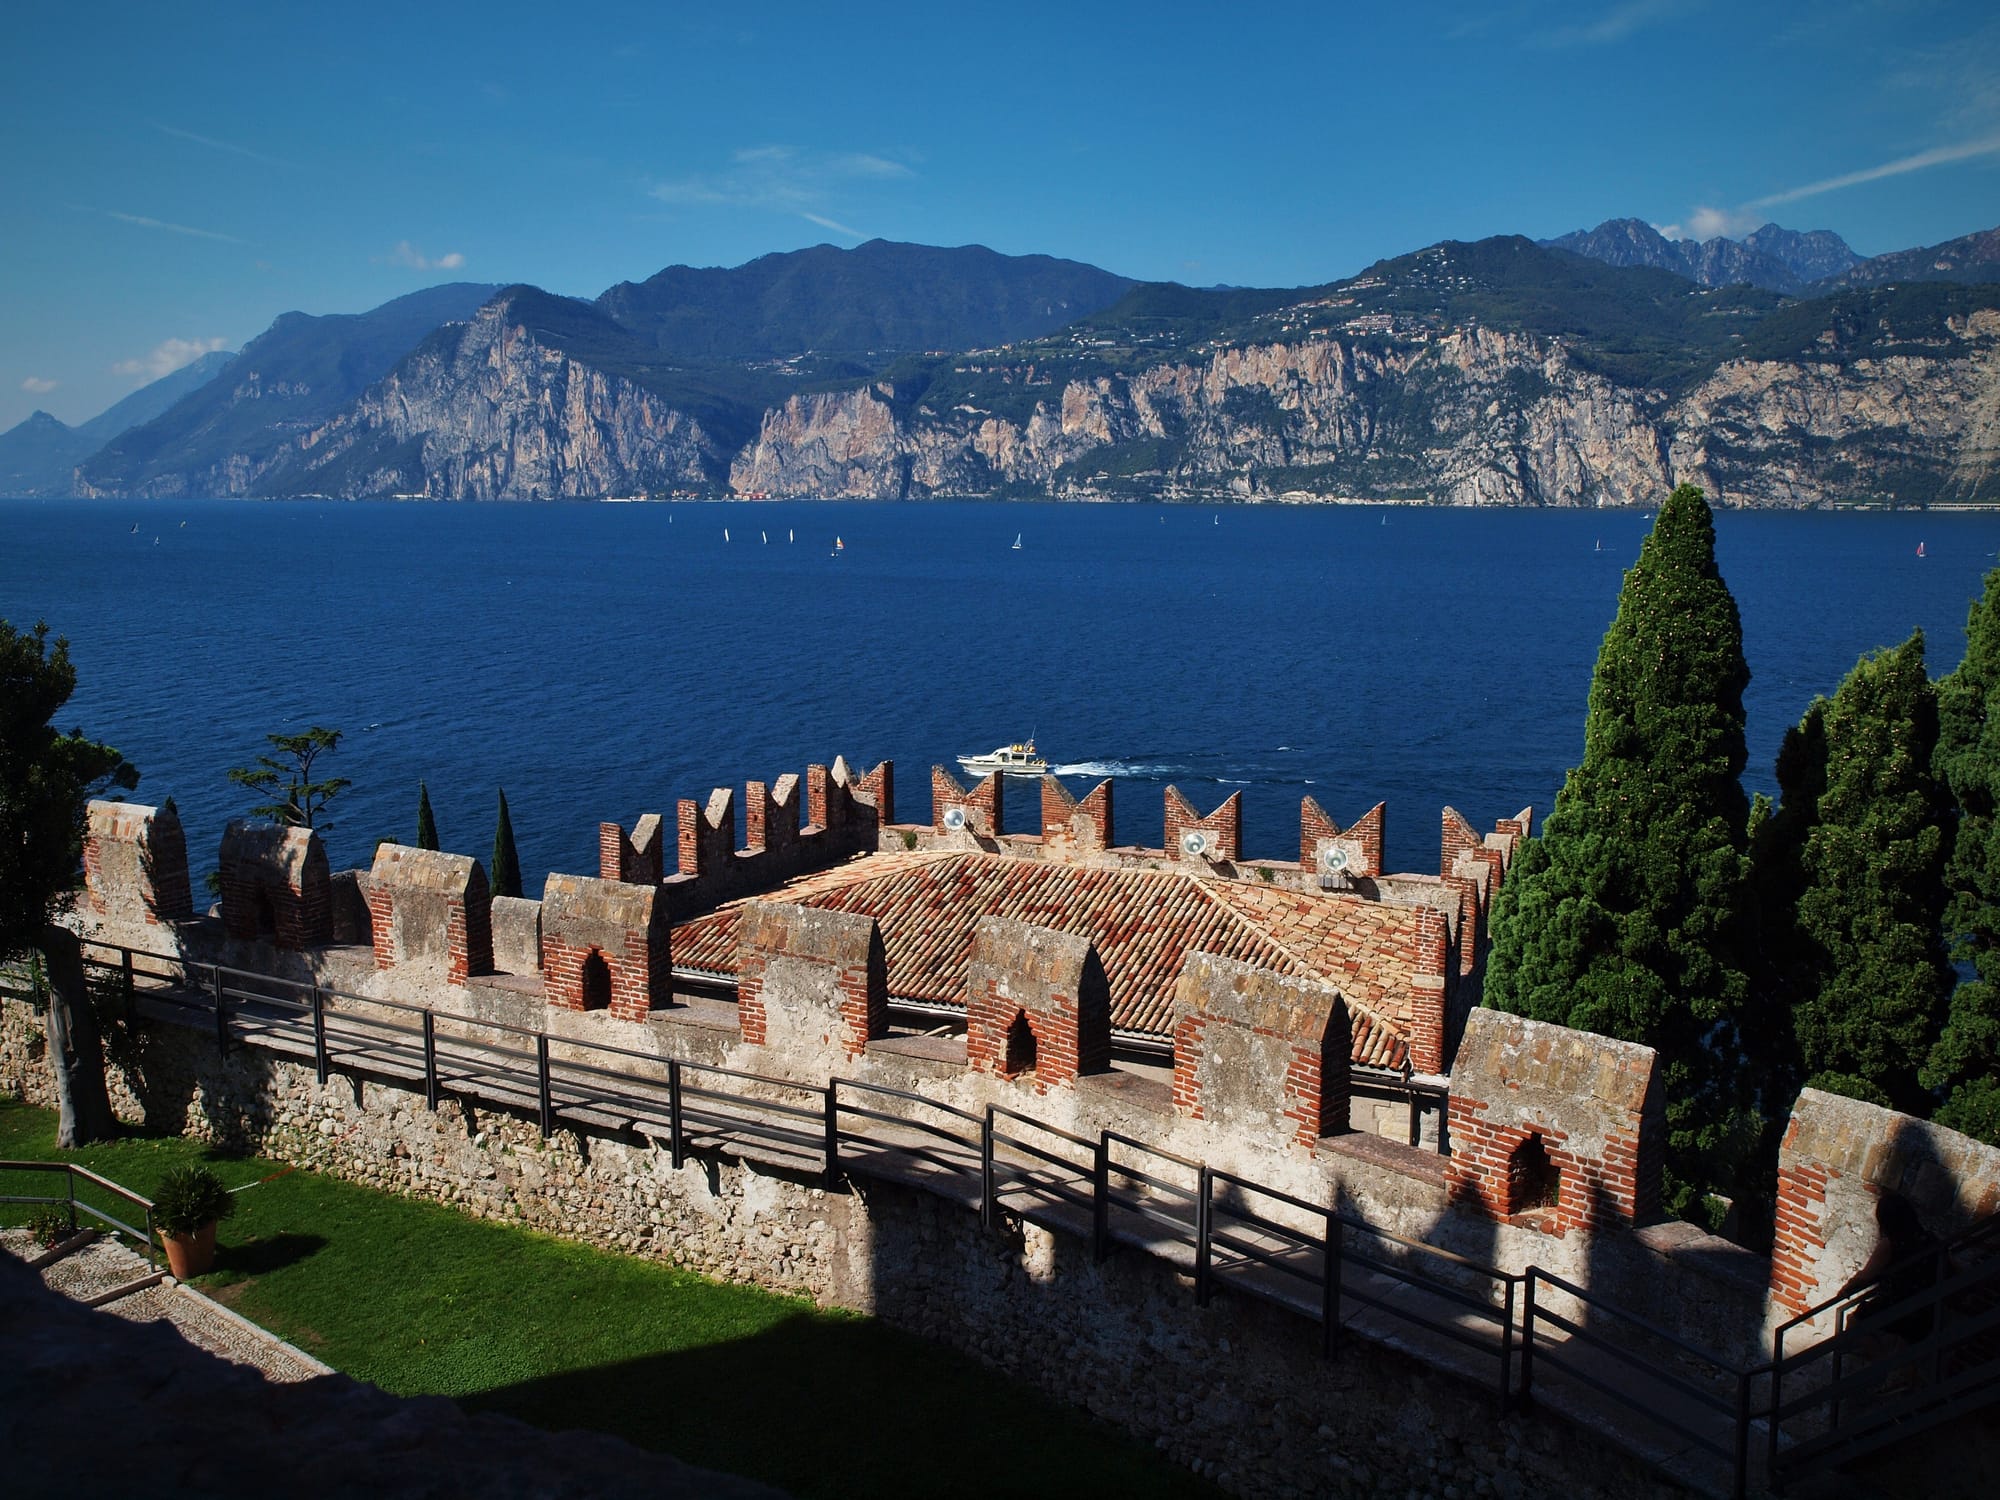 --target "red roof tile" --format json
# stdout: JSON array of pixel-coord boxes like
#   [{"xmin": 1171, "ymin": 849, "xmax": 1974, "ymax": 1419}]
[{"xmin": 670, "ymin": 851, "xmax": 1431, "ymax": 1068}]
